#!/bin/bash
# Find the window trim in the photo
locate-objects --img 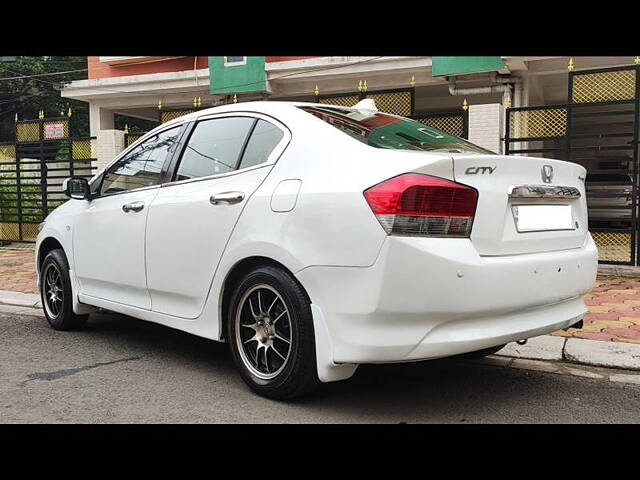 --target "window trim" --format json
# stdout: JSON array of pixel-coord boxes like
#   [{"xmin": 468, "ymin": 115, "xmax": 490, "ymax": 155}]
[
  {"xmin": 223, "ymin": 56, "xmax": 247, "ymax": 67},
  {"xmin": 91, "ymin": 122, "xmax": 187, "ymax": 200},
  {"xmin": 163, "ymin": 111, "xmax": 291, "ymax": 188}
]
